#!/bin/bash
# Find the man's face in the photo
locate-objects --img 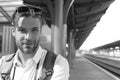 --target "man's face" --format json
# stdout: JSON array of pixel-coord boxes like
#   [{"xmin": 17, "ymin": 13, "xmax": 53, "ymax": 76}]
[{"xmin": 13, "ymin": 17, "xmax": 42, "ymax": 54}]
